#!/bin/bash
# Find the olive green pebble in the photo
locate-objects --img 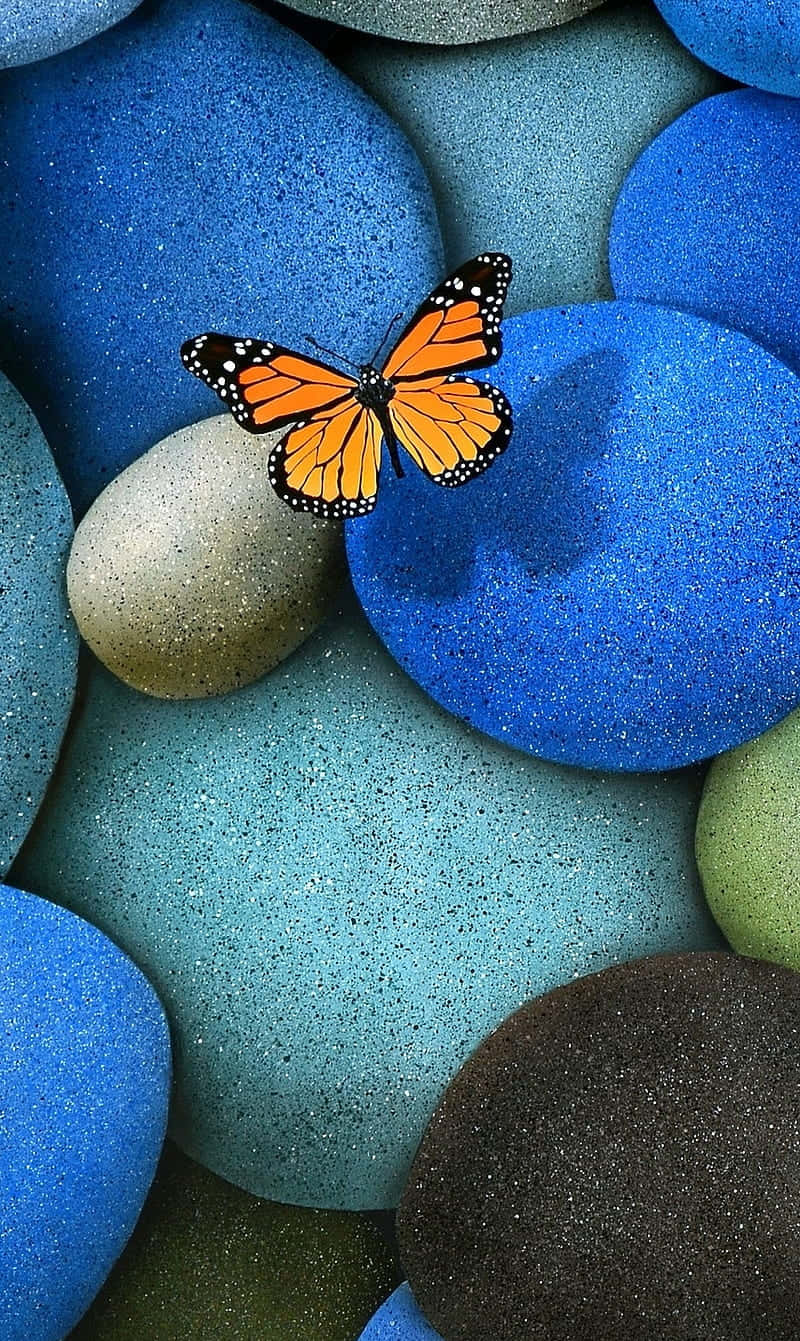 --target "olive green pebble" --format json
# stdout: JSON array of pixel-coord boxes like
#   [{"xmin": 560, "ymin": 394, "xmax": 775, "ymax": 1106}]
[
  {"xmin": 66, "ymin": 416, "xmax": 345, "ymax": 700},
  {"xmin": 69, "ymin": 1142, "xmax": 400, "ymax": 1339},
  {"xmin": 696, "ymin": 708, "xmax": 800, "ymax": 969}
]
